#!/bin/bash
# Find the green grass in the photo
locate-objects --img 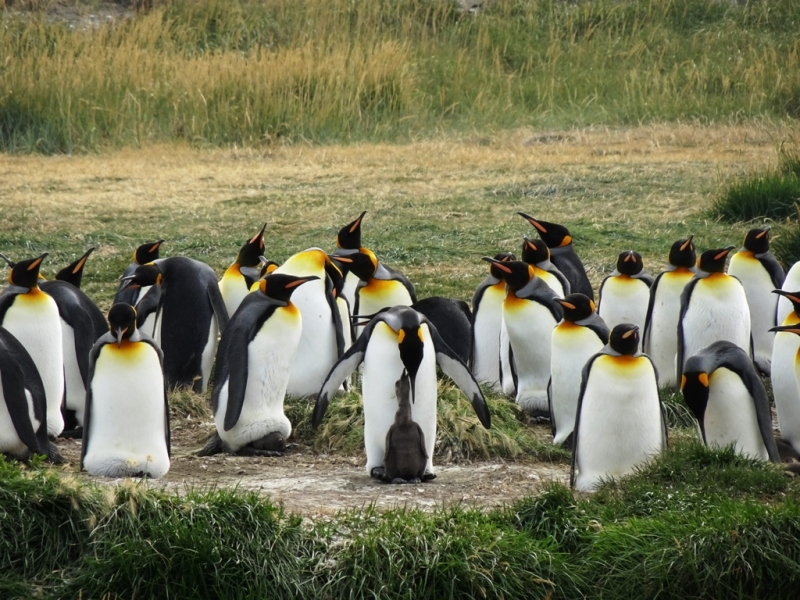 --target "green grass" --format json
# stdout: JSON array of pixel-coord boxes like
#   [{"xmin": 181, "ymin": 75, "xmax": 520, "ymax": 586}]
[{"xmin": 2, "ymin": 0, "xmax": 800, "ymax": 152}]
